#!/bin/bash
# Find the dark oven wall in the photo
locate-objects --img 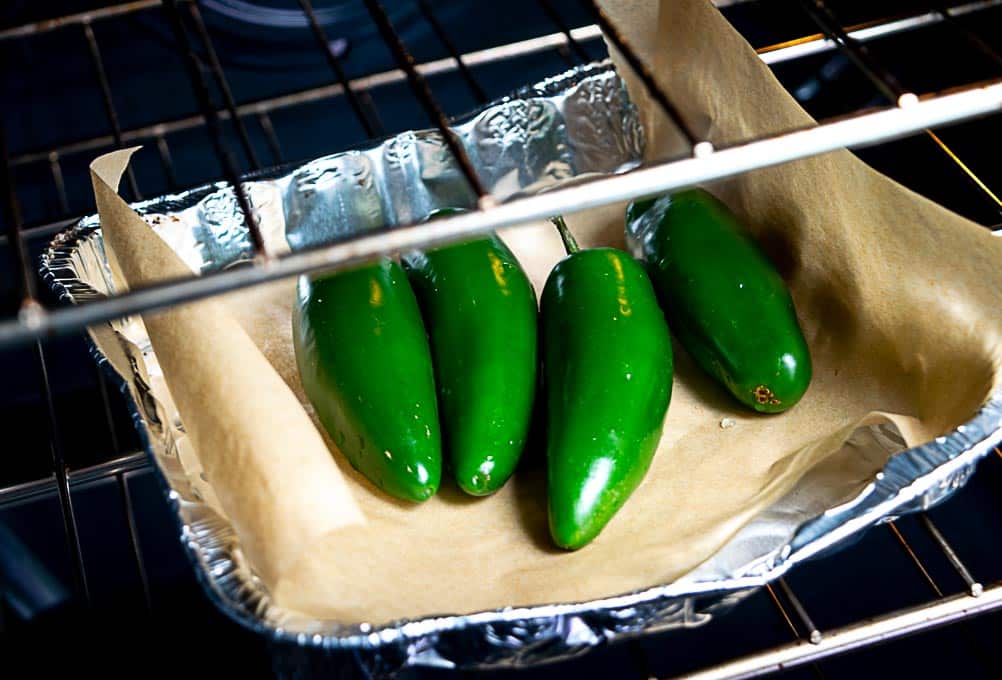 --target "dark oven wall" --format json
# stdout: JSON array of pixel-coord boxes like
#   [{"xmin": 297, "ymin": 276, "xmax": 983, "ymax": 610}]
[{"xmin": 0, "ymin": 1, "xmax": 1000, "ymax": 678}]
